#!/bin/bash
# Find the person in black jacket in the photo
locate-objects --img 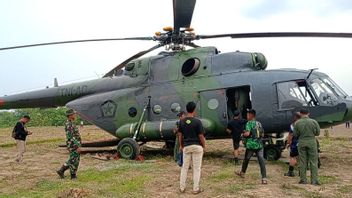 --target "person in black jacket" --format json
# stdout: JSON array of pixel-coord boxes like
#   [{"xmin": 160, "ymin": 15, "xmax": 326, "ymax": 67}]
[{"xmin": 13, "ymin": 115, "xmax": 32, "ymax": 163}]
